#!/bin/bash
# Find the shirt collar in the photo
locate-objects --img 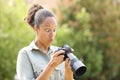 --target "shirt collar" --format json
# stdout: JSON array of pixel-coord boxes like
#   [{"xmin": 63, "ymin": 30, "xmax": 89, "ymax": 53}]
[
  {"xmin": 29, "ymin": 41, "xmax": 54, "ymax": 55},
  {"xmin": 29, "ymin": 40, "xmax": 39, "ymax": 50}
]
